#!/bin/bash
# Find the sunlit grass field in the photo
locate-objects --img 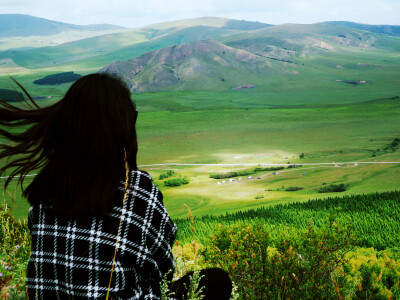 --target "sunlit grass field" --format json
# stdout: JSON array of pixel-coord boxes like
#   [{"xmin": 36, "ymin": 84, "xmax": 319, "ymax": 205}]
[
  {"xmin": 1, "ymin": 91, "xmax": 399, "ymax": 220},
  {"xmin": 1, "ymin": 31, "xmax": 400, "ymax": 220}
]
